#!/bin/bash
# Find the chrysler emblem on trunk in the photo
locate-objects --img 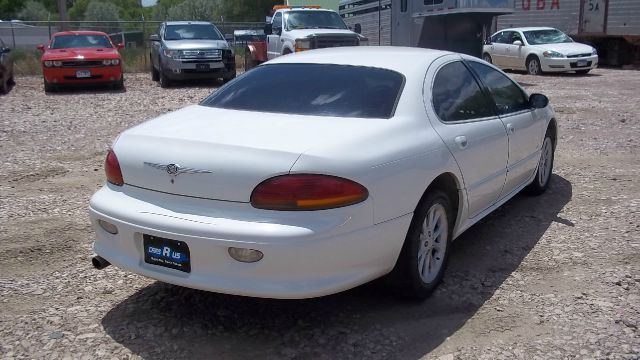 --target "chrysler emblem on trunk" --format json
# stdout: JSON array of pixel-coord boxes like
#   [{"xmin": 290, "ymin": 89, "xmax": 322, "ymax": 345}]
[{"xmin": 144, "ymin": 162, "xmax": 213, "ymax": 176}]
